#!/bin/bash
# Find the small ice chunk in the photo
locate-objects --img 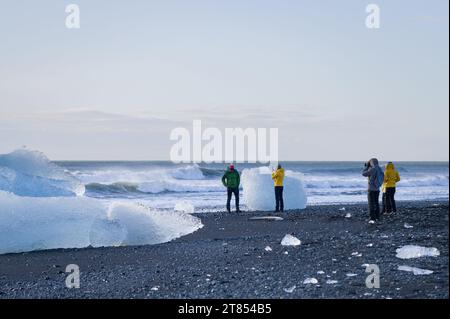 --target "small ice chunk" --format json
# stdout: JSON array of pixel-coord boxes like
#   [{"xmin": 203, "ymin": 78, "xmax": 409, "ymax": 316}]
[
  {"xmin": 150, "ymin": 286, "xmax": 160, "ymax": 291},
  {"xmin": 339, "ymin": 207, "xmax": 346, "ymax": 211},
  {"xmin": 317, "ymin": 271, "xmax": 325, "ymax": 275},
  {"xmin": 265, "ymin": 246, "xmax": 273, "ymax": 252},
  {"xmin": 303, "ymin": 278, "xmax": 318, "ymax": 284},
  {"xmin": 283, "ymin": 285, "xmax": 296, "ymax": 293},
  {"xmin": 398, "ymin": 265, "xmax": 433, "ymax": 275},
  {"xmin": 346, "ymin": 273, "xmax": 358, "ymax": 277},
  {"xmin": 283, "ymin": 251, "xmax": 289, "ymax": 255},
  {"xmin": 345, "ymin": 213, "xmax": 352, "ymax": 218},
  {"xmin": 174, "ymin": 201, "xmax": 195, "ymax": 214},
  {"xmin": 404, "ymin": 223, "xmax": 413, "ymax": 229},
  {"xmin": 366, "ymin": 243, "xmax": 373, "ymax": 247},
  {"xmin": 381, "ymin": 235, "xmax": 389, "ymax": 238},
  {"xmin": 351, "ymin": 252, "xmax": 359, "ymax": 256},
  {"xmin": 281, "ymin": 234, "xmax": 301, "ymax": 246},
  {"xmin": 326, "ymin": 280, "xmax": 338, "ymax": 284},
  {"xmin": 396, "ymin": 245, "xmax": 440, "ymax": 259},
  {"xmin": 250, "ymin": 216, "xmax": 284, "ymax": 221}
]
